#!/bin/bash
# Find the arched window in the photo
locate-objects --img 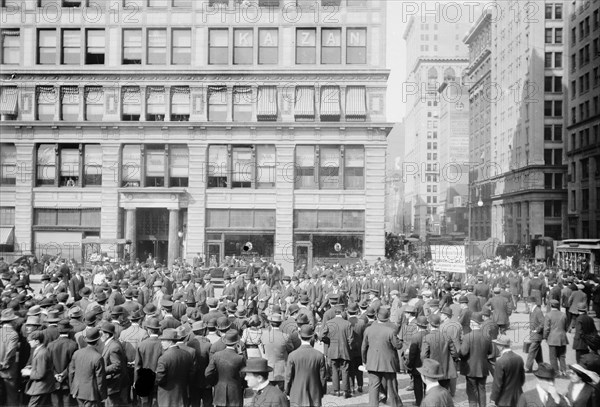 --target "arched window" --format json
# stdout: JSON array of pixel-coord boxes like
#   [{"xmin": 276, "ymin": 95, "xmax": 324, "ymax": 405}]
[
  {"xmin": 444, "ymin": 67, "xmax": 456, "ymax": 82},
  {"xmin": 427, "ymin": 67, "xmax": 438, "ymax": 81}
]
